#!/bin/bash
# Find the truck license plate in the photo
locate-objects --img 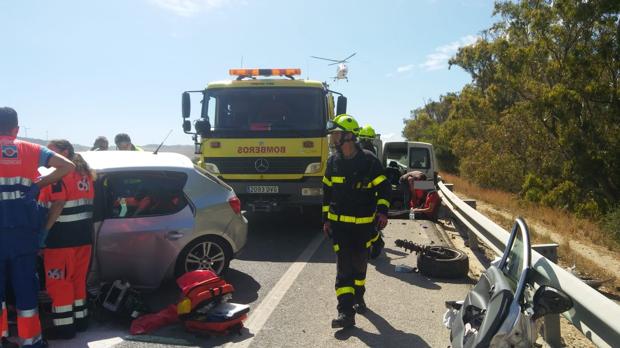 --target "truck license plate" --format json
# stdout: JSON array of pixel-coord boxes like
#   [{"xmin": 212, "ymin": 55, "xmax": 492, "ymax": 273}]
[{"xmin": 247, "ymin": 185, "xmax": 279, "ymax": 194}]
